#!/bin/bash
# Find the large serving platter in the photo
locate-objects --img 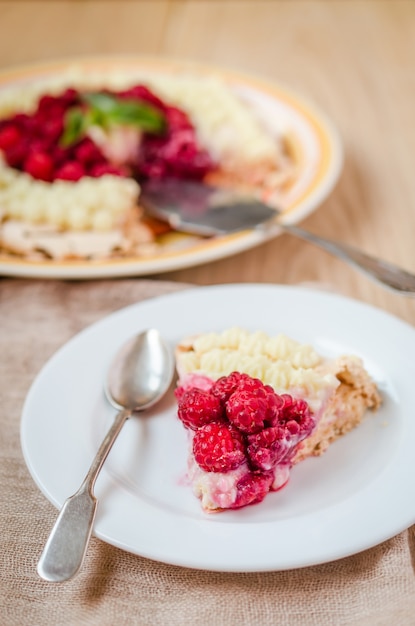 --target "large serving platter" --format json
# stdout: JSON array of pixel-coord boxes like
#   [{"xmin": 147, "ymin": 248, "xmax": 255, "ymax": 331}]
[{"xmin": 0, "ymin": 56, "xmax": 342, "ymax": 278}]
